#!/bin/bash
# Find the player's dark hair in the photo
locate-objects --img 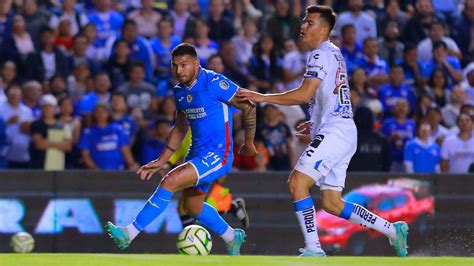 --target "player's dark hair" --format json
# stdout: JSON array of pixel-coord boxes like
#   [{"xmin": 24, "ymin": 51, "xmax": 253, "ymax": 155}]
[
  {"xmin": 306, "ymin": 5, "xmax": 337, "ymax": 32},
  {"xmin": 172, "ymin": 43, "xmax": 198, "ymax": 59}
]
